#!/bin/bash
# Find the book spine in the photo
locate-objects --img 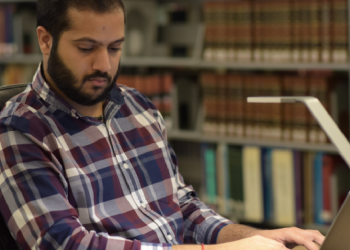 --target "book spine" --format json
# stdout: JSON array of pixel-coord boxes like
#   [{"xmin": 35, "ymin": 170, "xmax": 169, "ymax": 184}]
[
  {"xmin": 216, "ymin": 143, "xmax": 230, "ymax": 216},
  {"xmin": 262, "ymin": 148, "xmax": 274, "ymax": 222},
  {"xmin": 200, "ymin": 143, "xmax": 217, "ymax": 208},
  {"xmin": 202, "ymin": 2, "xmax": 215, "ymax": 61},
  {"xmin": 226, "ymin": 74, "xmax": 235, "ymax": 136},
  {"xmin": 243, "ymin": 146, "xmax": 264, "ymax": 223},
  {"xmin": 0, "ymin": 6, "xmax": 5, "ymax": 45},
  {"xmin": 160, "ymin": 74, "xmax": 174, "ymax": 122},
  {"xmin": 331, "ymin": 0, "xmax": 348, "ymax": 62},
  {"xmin": 291, "ymin": 0, "xmax": 302, "ymax": 62},
  {"xmin": 236, "ymin": 1, "xmax": 253, "ymax": 61},
  {"xmin": 314, "ymin": 152, "xmax": 324, "ymax": 225},
  {"xmin": 232, "ymin": 74, "xmax": 244, "ymax": 137},
  {"xmin": 227, "ymin": 1, "xmax": 236, "ymax": 61},
  {"xmin": 303, "ymin": 152, "xmax": 315, "ymax": 224},
  {"xmin": 300, "ymin": 0, "xmax": 311, "ymax": 62},
  {"xmin": 215, "ymin": 1, "xmax": 227, "ymax": 61},
  {"xmin": 4, "ymin": 5, "xmax": 14, "ymax": 44},
  {"xmin": 217, "ymin": 75, "xmax": 227, "ymax": 135},
  {"xmin": 272, "ymin": 149, "xmax": 296, "ymax": 226},
  {"xmin": 228, "ymin": 146, "xmax": 244, "ymax": 220},
  {"xmin": 200, "ymin": 73, "xmax": 217, "ymax": 135},
  {"xmin": 262, "ymin": 1, "xmax": 272, "ymax": 61},
  {"xmin": 281, "ymin": 0, "xmax": 292, "ymax": 62},
  {"xmin": 308, "ymin": 0, "xmax": 322, "ymax": 62},
  {"xmin": 294, "ymin": 151, "xmax": 304, "ymax": 226},
  {"xmin": 292, "ymin": 76, "xmax": 308, "ymax": 142},
  {"xmin": 253, "ymin": 0, "xmax": 263, "ymax": 61},
  {"xmin": 322, "ymin": 155, "xmax": 335, "ymax": 224},
  {"xmin": 321, "ymin": 0, "xmax": 332, "ymax": 62}
]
